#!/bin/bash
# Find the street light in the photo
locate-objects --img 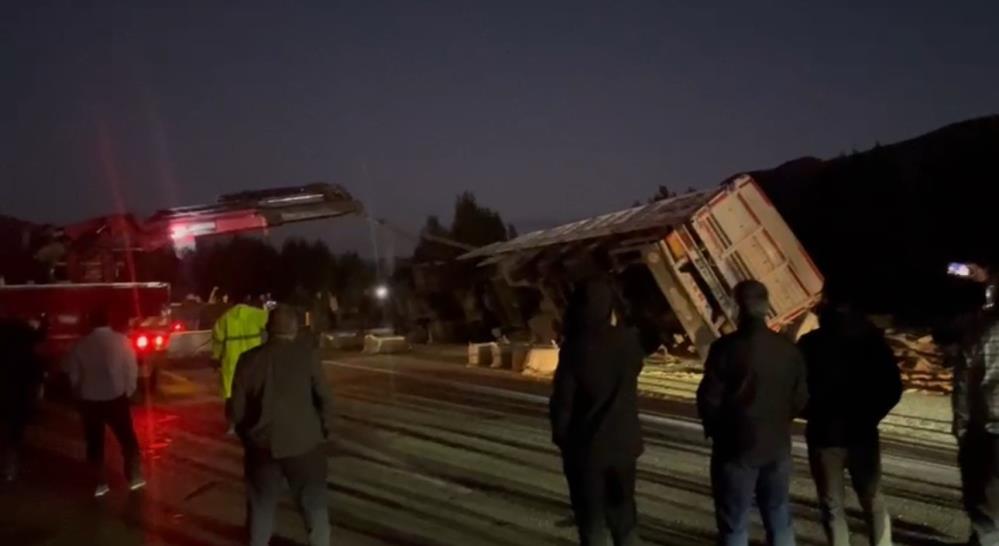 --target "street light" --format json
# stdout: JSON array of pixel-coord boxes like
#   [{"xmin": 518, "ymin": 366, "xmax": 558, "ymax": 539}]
[{"xmin": 374, "ymin": 284, "xmax": 390, "ymax": 301}]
